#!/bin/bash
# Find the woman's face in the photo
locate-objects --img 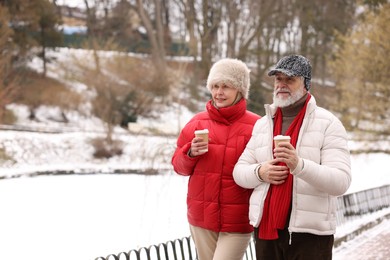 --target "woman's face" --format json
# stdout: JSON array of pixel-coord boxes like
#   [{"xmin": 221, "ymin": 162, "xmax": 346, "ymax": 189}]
[{"xmin": 211, "ymin": 83, "xmax": 239, "ymax": 108}]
